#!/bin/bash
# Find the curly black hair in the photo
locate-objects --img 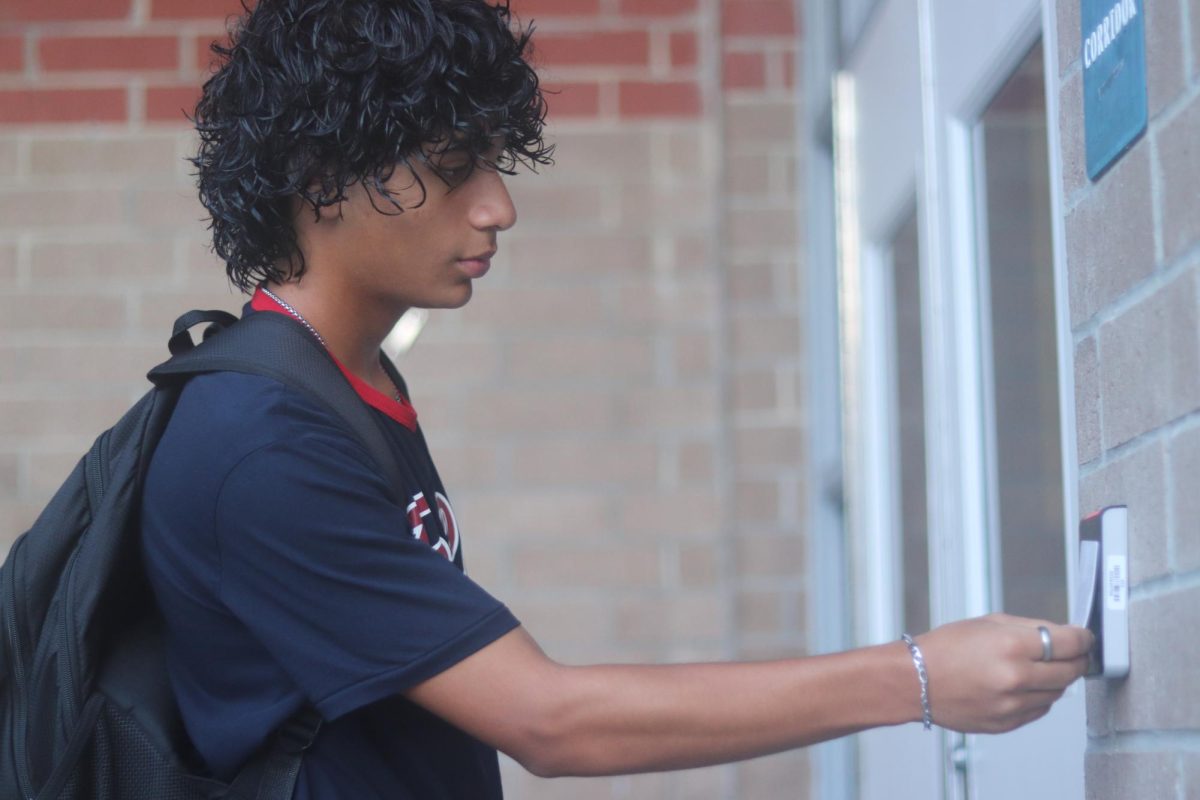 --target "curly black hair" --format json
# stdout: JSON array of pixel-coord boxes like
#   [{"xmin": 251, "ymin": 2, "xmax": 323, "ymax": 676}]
[{"xmin": 192, "ymin": 0, "xmax": 552, "ymax": 292}]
